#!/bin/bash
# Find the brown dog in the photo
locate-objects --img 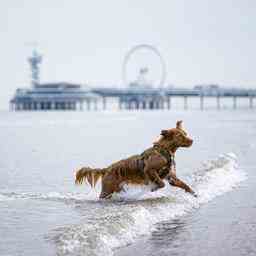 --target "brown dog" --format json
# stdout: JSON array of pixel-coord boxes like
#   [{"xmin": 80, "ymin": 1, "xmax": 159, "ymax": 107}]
[{"xmin": 75, "ymin": 121, "xmax": 196, "ymax": 199}]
